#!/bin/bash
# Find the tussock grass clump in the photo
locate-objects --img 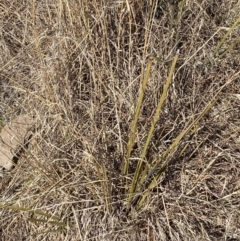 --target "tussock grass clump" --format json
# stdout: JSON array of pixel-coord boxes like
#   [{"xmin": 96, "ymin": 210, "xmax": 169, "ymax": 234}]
[{"xmin": 0, "ymin": 0, "xmax": 240, "ymax": 240}]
